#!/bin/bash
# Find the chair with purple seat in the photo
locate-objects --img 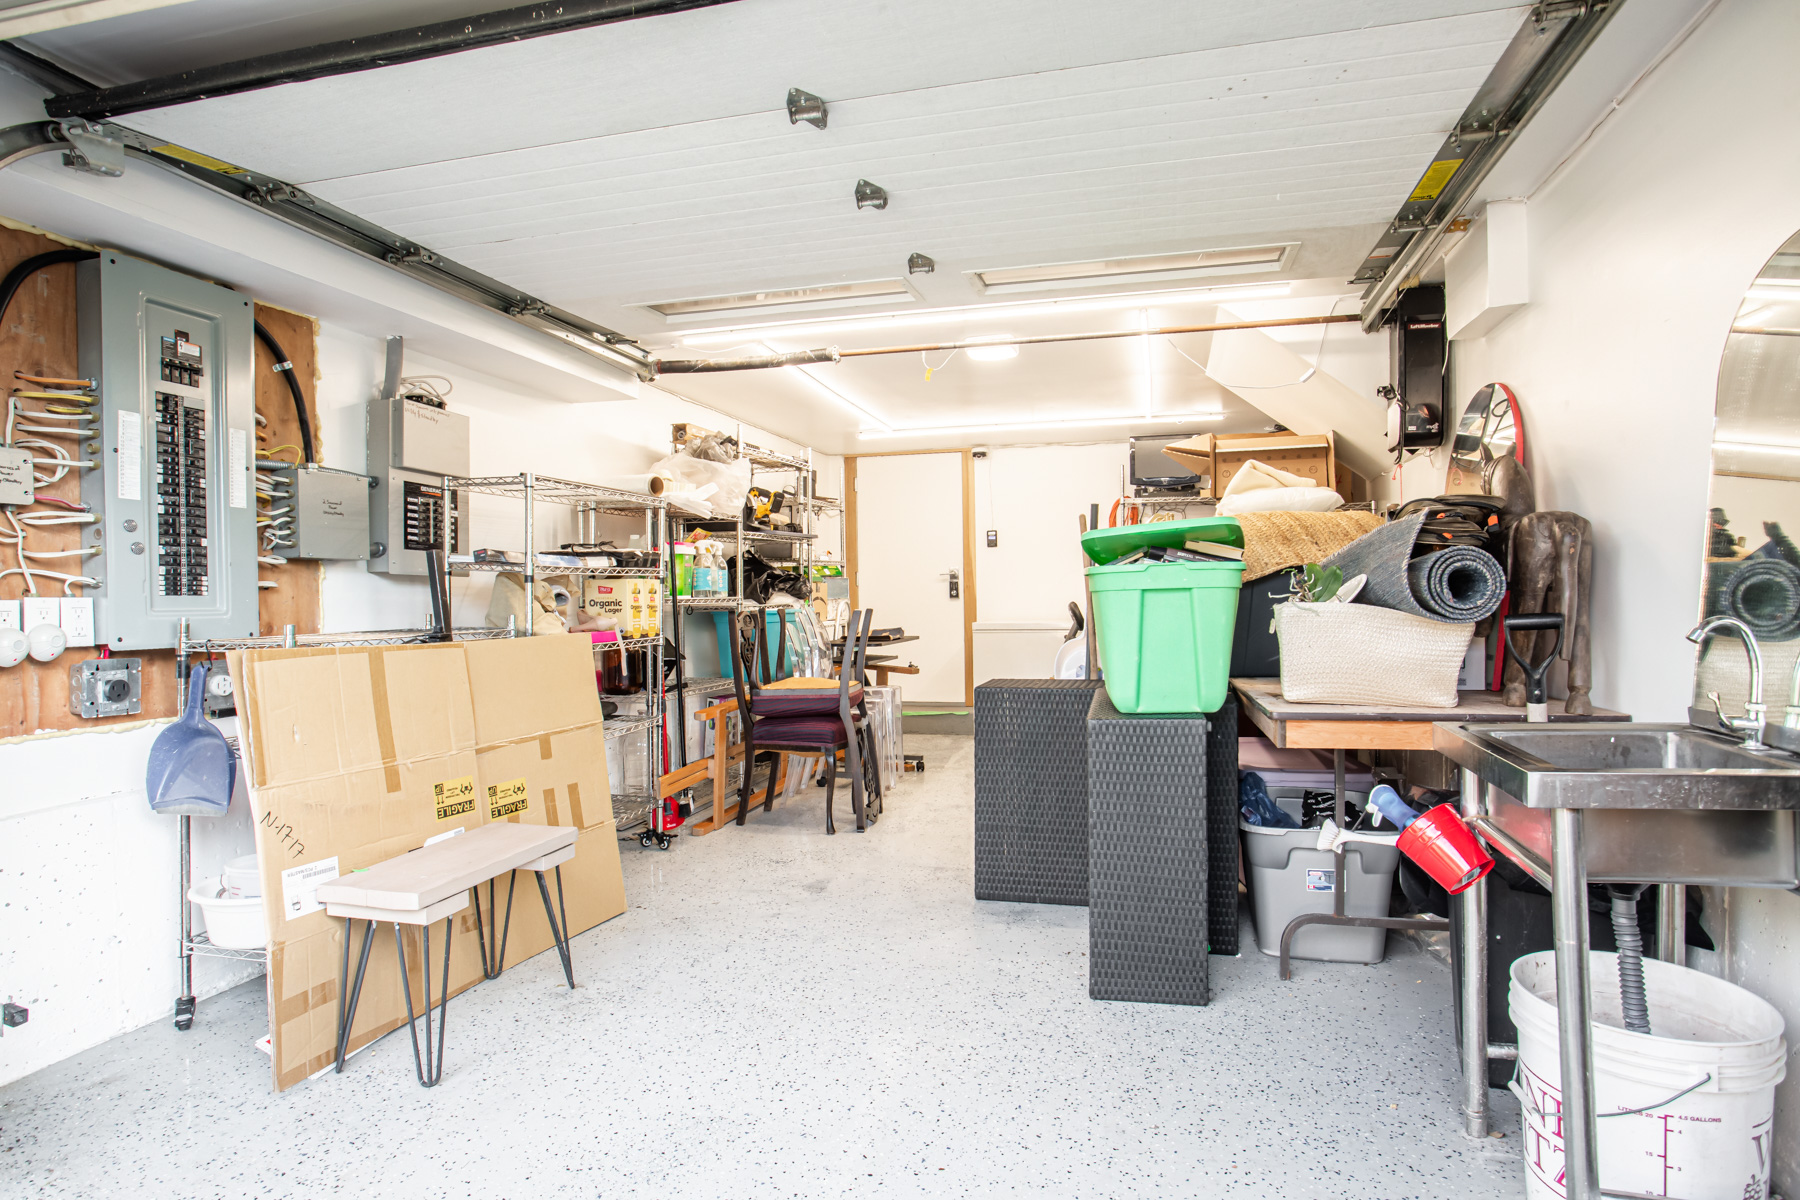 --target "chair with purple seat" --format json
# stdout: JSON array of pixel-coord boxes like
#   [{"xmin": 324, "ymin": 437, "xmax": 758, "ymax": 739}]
[{"xmin": 730, "ymin": 609, "xmax": 877, "ymax": 834}]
